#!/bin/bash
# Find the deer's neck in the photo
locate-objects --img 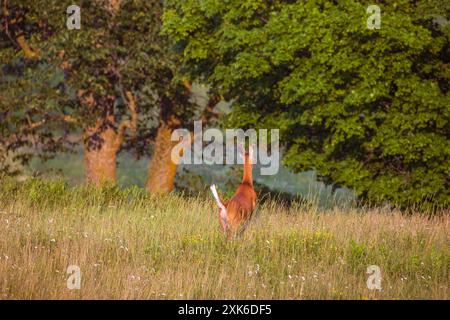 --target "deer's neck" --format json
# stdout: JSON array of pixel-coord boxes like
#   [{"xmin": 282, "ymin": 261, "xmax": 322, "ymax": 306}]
[{"xmin": 242, "ymin": 154, "xmax": 253, "ymax": 186}]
